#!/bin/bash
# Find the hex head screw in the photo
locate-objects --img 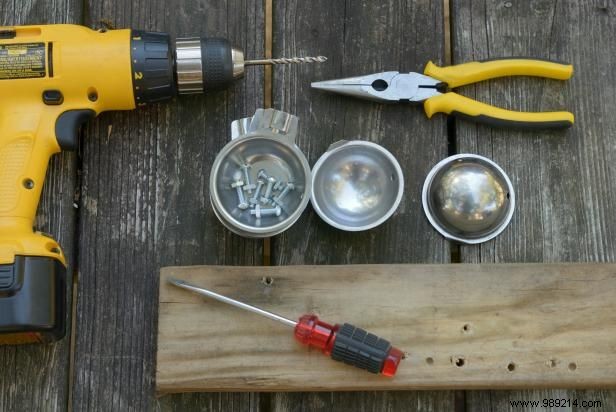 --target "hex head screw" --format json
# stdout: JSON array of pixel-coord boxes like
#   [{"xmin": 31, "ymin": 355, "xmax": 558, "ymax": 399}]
[
  {"xmin": 273, "ymin": 180, "xmax": 285, "ymax": 191},
  {"xmin": 249, "ymin": 179, "xmax": 265, "ymax": 206},
  {"xmin": 231, "ymin": 171, "xmax": 249, "ymax": 210},
  {"xmin": 251, "ymin": 204, "xmax": 262, "ymax": 219},
  {"xmin": 250, "ymin": 204, "xmax": 282, "ymax": 219},
  {"xmin": 261, "ymin": 176, "xmax": 277, "ymax": 204},
  {"xmin": 273, "ymin": 182, "xmax": 295, "ymax": 206},
  {"xmin": 257, "ymin": 169, "xmax": 269, "ymax": 180},
  {"xmin": 240, "ymin": 164, "xmax": 256, "ymax": 194}
]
